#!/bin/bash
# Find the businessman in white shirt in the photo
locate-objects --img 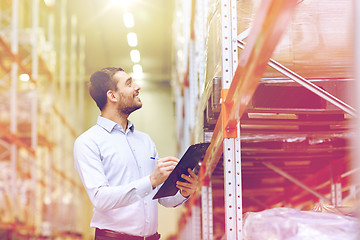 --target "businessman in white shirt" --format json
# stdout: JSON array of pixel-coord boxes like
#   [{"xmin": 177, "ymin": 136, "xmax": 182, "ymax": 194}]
[{"xmin": 74, "ymin": 67, "xmax": 198, "ymax": 240}]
